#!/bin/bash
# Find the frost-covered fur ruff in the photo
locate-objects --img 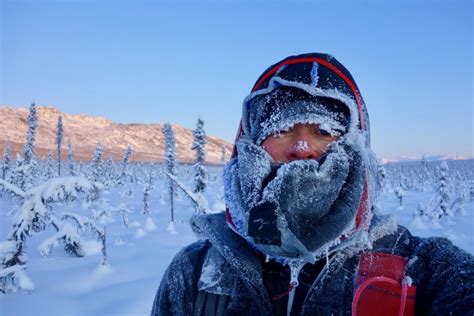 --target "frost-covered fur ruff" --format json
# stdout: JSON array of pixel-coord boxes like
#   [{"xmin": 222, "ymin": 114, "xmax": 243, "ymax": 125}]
[{"xmin": 224, "ymin": 136, "xmax": 367, "ymax": 264}]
